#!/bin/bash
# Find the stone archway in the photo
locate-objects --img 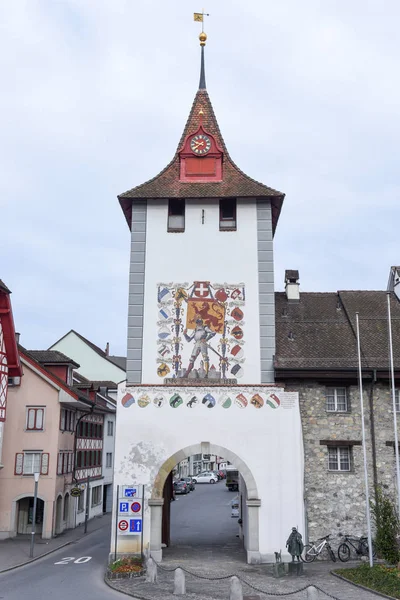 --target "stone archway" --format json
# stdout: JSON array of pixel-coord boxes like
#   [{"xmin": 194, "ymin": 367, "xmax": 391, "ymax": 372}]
[{"xmin": 149, "ymin": 442, "xmax": 261, "ymax": 564}]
